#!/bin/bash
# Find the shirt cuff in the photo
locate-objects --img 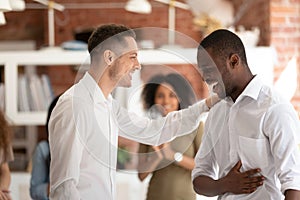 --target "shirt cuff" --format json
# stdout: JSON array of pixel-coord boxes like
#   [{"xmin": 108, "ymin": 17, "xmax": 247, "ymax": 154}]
[
  {"xmin": 50, "ymin": 179, "xmax": 80, "ymax": 200},
  {"xmin": 281, "ymin": 180, "xmax": 300, "ymax": 194}
]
